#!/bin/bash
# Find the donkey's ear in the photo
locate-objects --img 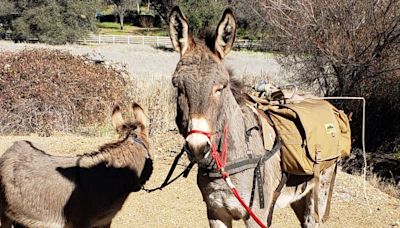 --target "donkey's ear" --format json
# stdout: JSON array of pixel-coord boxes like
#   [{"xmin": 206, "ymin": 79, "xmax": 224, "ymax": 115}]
[
  {"xmin": 169, "ymin": 6, "xmax": 193, "ymax": 56},
  {"xmin": 131, "ymin": 102, "xmax": 148, "ymax": 130},
  {"xmin": 112, "ymin": 106, "xmax": 124, "ymax": 129},
  {"xmin": 214, "ymin": 8, "xmax": 236, "ymax": 59}
]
